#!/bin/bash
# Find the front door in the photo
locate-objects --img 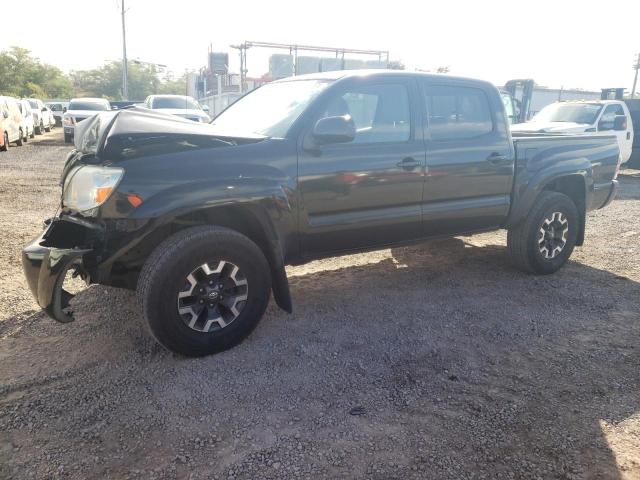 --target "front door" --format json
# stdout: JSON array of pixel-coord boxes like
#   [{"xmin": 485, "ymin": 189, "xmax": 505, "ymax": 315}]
[
  {"xmin": 419, "ymin": 81, "xmax": 514, "ymax": 236},
  {"xmin": 298, "ymin": 78, "xmax": 426, "ymax": 256}
]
